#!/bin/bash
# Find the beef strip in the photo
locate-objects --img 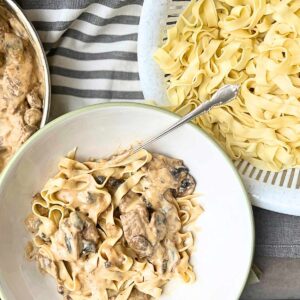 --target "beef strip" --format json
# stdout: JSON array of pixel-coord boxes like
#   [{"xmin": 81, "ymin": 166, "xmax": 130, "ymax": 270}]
[{"xmin": 120, "ymin": 205, "xmax": 153, "ymax": 258}]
